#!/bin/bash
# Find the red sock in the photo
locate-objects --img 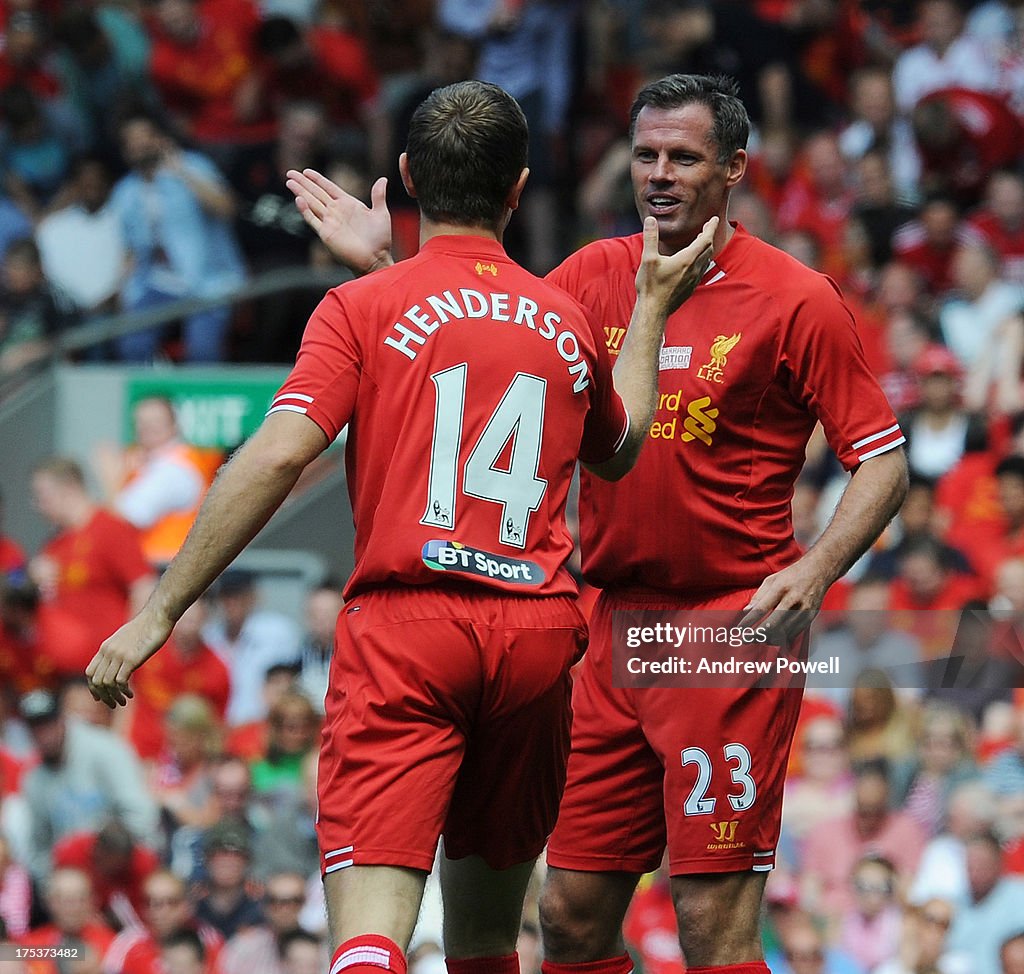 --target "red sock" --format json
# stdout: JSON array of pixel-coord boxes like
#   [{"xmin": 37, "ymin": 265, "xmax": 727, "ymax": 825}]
[
  {"xmin": 685, "ymin": 964, "xmax": 771, "ymax": 974},
  {"xmin": 330, "ymin": 935, "xmax": 407, "ymax": 974},
  {"xmin": 446, "ymin": 955, "xmax": 520, "ymax": 974},
  {"xmin": 542, "ymin": 955, "xmax": 634, "ymax": 974}
]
